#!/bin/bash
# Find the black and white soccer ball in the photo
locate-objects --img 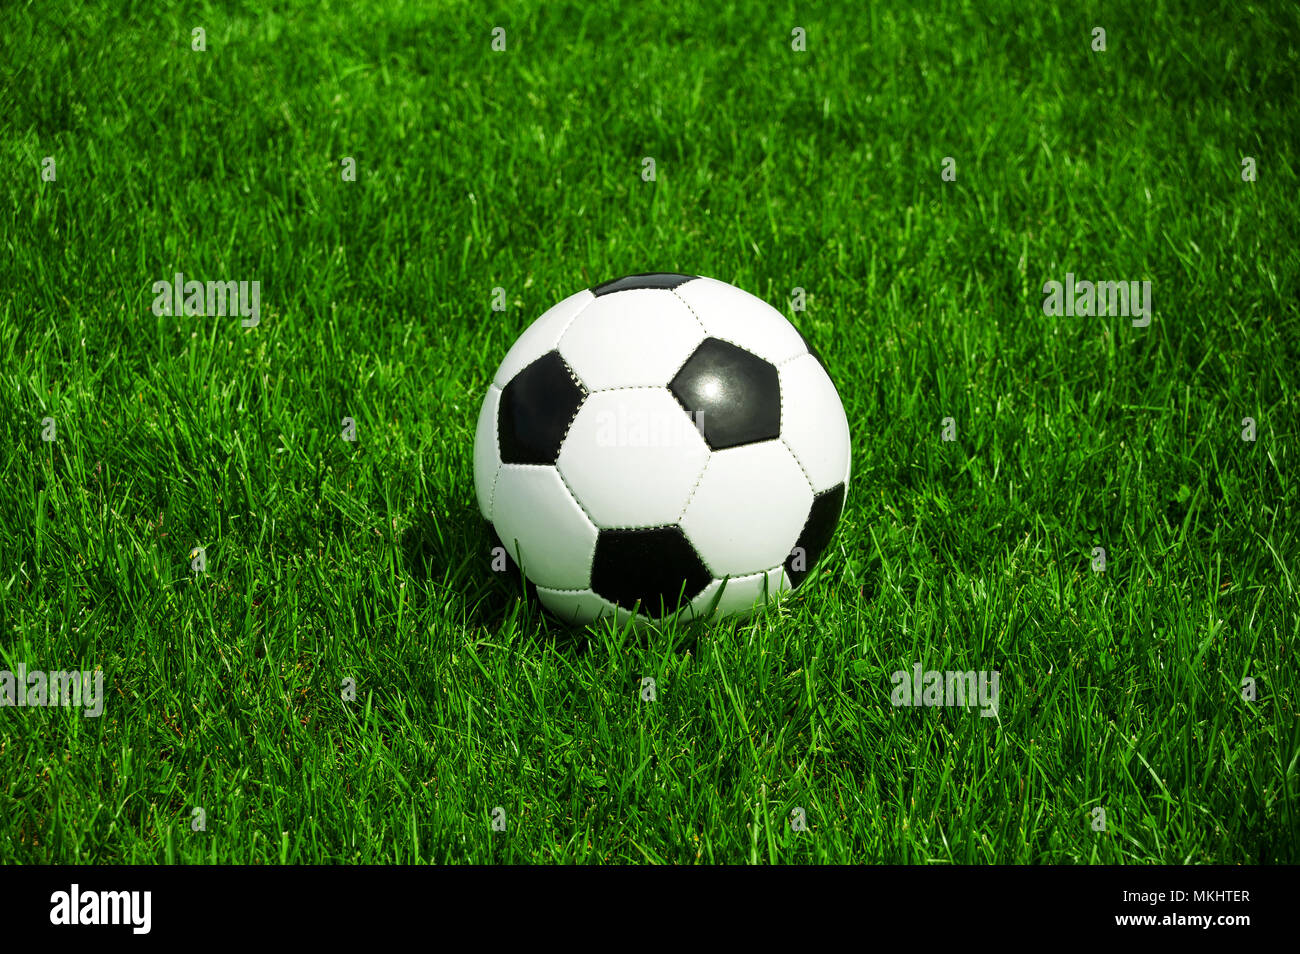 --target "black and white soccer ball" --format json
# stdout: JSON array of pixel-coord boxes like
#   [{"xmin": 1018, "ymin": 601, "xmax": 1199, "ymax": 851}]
[{"xmin": 474, "ymin": 273, "xmax": 850, "ymax": 626}]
